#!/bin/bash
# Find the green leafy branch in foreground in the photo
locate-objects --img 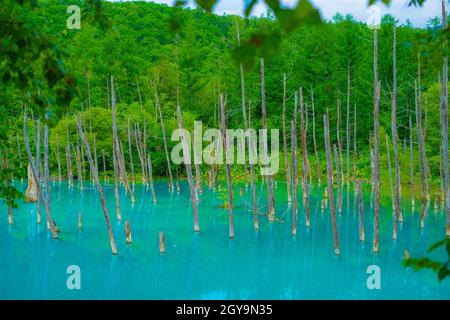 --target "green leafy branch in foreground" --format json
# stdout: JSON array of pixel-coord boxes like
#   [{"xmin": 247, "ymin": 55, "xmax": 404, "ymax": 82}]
[
  {"xmin": 0, "ymin": 0, "xmax": 110, "ymax": 209},
  {"xmin": 403, "ymin": 237, "xmax": 450, "ymax": 281}
]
